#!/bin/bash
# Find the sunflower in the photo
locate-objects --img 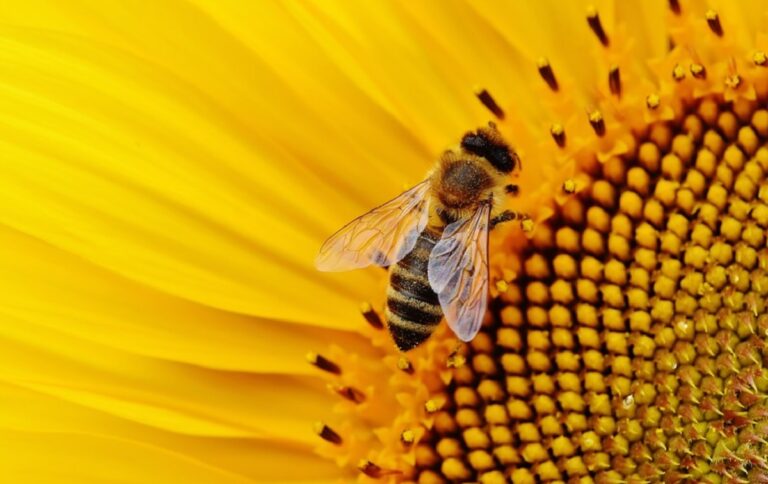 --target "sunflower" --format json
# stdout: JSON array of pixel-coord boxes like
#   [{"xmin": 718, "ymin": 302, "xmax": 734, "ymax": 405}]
[{"xmin": 1, "ymin": 0, "xmax": 768, "ymax": 483}]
